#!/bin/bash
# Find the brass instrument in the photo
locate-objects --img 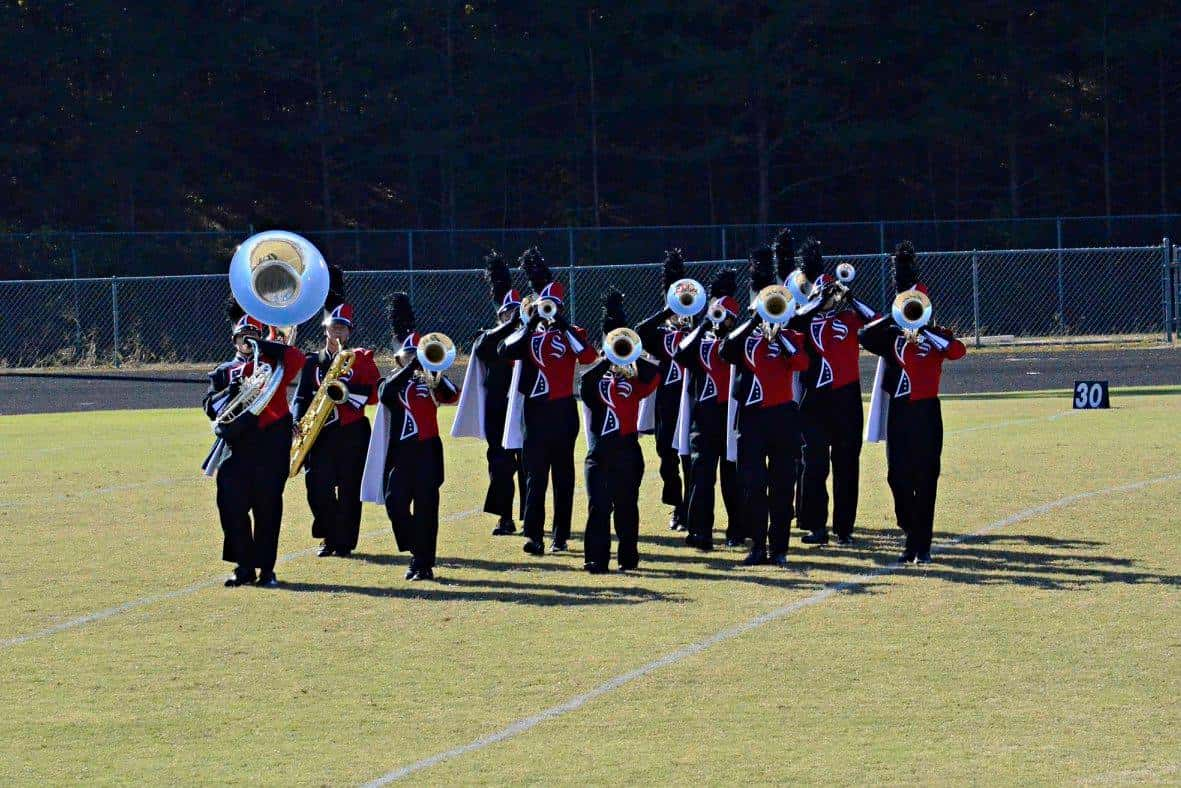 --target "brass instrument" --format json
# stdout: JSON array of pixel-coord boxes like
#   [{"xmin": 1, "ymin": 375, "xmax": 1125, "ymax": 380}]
[
  {"xmin": 666, "ymin": 277, "xmax": 706, "ymax": 318},
  {"xmin": 785, "ymin": 269, "xmax": 813, "ymax": 306},
  {"xmin": 706, "ymin": 298, "xmax": 728, "ymax": 326},
  {"xmin": 289, "ymin": 349, "xmax": 356, "ymax": 477},
  {"xmin": 754, "ymin": 284, "xmax": 794, "ymax": 340},
  {"xmin": 416, "ymin": 332, "xmax": 456, "ymax": 387},
  {"xmin": 892, "ymin": 288, "xmax": 933, "ymax": 344},
  {"xmin": 835, "ymin": 262, "xmax": 856, "ymax": 284},
  {"xmin": 519, "ymin": 293, "xmax": 558, "ymax": 323},
  {"xmin": 603, "ymin": 327, "xmax": 643, "ymax": 378}
]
